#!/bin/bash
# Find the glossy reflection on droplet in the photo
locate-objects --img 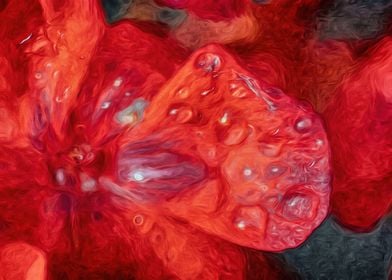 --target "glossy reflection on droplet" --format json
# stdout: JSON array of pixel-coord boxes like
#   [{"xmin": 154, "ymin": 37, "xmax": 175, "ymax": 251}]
[
  {"xmin": 234, "ymin": 206, "xmax": 268, "ymax": 232},
  {"xmin": 294, "ymin": 117, "xmax": 312, "ymax": 133},
  {"xmin": 264, "ymin": 163, "xmax": 287, "ymax": 179},
  {"xmin": 133, "ymin": 214, "xmax": 144, "ymax": 226},
  {"xmin": 282, "ymin": 193, "xmax": 316, "ymax": 221},
  {"xmin": 259, "ymin": 142, "xmax": 282, "ymax": 157},
  {"xmin": 195, "ymin": 52, "xmax": 221, "ymax": 73}
]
